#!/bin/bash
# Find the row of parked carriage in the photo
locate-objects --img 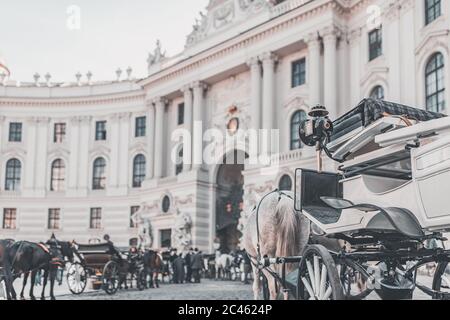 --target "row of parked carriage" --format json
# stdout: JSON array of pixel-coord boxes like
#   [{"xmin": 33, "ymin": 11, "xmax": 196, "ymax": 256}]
[
  {"xmin": 0, "ymin": 236, "xmax": 253, "ymax": 300},
  {"xmin": 0, "ymin": 237, "xmax": 171, "ymax": 300}
]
